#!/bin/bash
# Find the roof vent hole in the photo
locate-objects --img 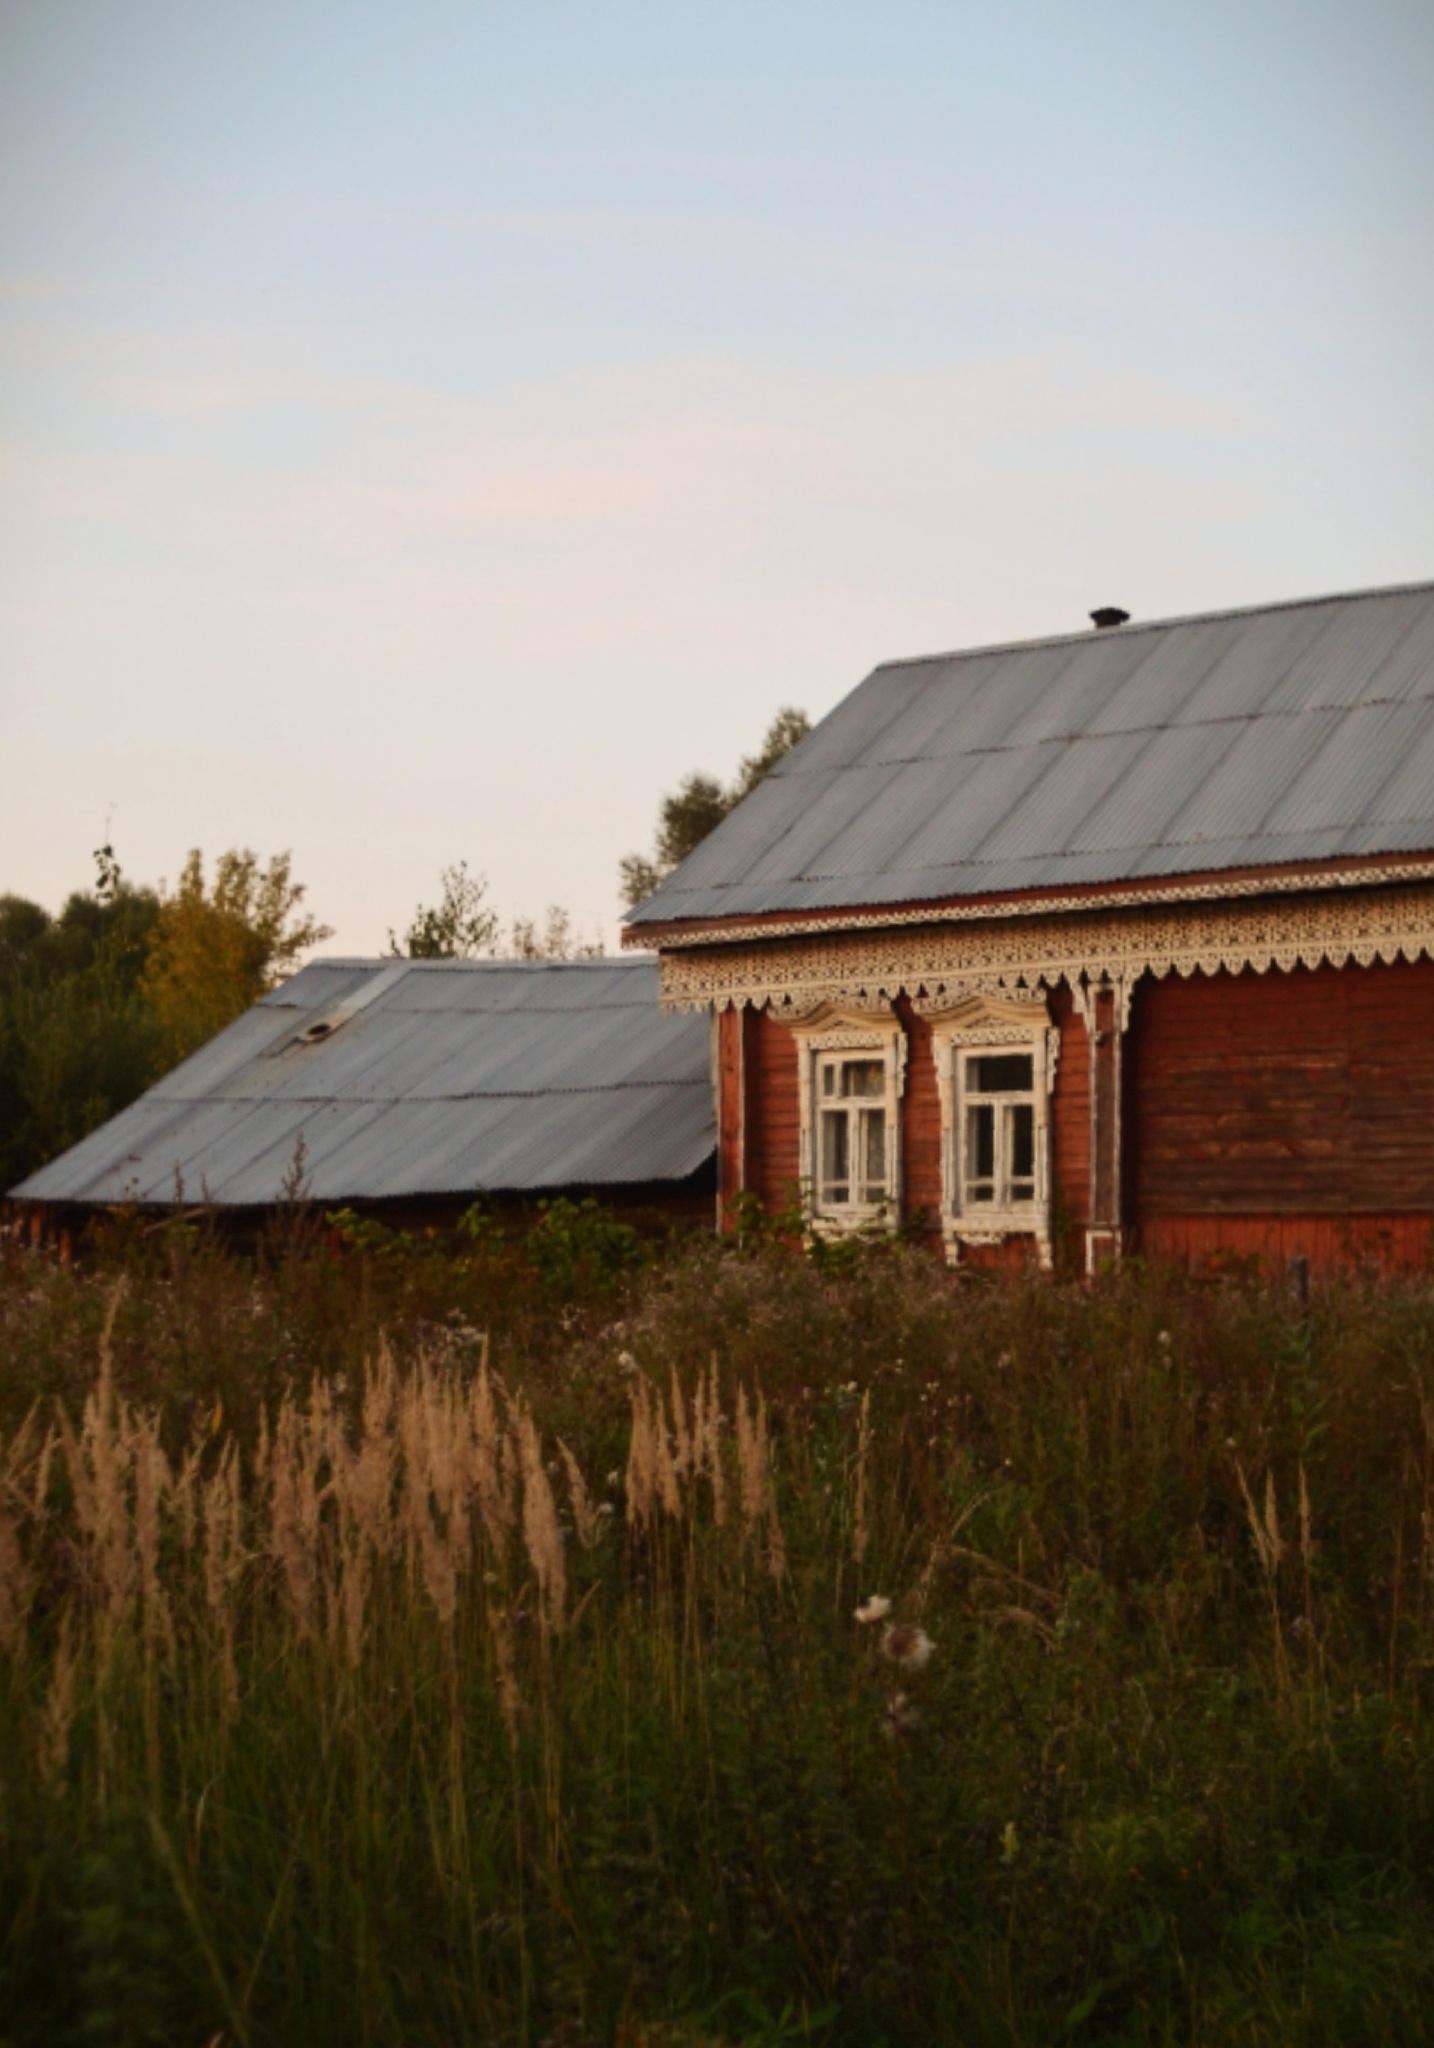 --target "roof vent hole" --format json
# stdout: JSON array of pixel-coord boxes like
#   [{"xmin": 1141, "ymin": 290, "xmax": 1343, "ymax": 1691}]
[{"xmin": 1090, "ymin": 606, "xmax": 1131, "ymax": 630}]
